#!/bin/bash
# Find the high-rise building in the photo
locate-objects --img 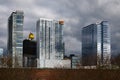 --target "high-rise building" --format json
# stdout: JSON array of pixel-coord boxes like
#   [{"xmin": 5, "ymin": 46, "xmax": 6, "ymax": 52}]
[
  {"xmin": 8, "ymin": 11, "xmax": 24, "ymax": 67},
  {"xmin": 23, "ymin": 39, "xmax": 37, "ymax": 67},
  {"xmin": 70, "ymin": 54, "xmax": 81, "ymax": 69},
  {"xmin": 0, "ymin": 48, "xmax": 3, "ymax": 57},
  {"xmin": 36, "ymin": 18, "xmax": 65, "ymax": 68},
  {"xmin": 0, "ymin": 48, "xmax": 3, "ymax": 66},
  {"xmin": 82, "ymin": 21, "xmax": 111, "ymax": 67},
  {"xmin": 23, "ymin": 33, "xmax": 37, "ymax": 67}
]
